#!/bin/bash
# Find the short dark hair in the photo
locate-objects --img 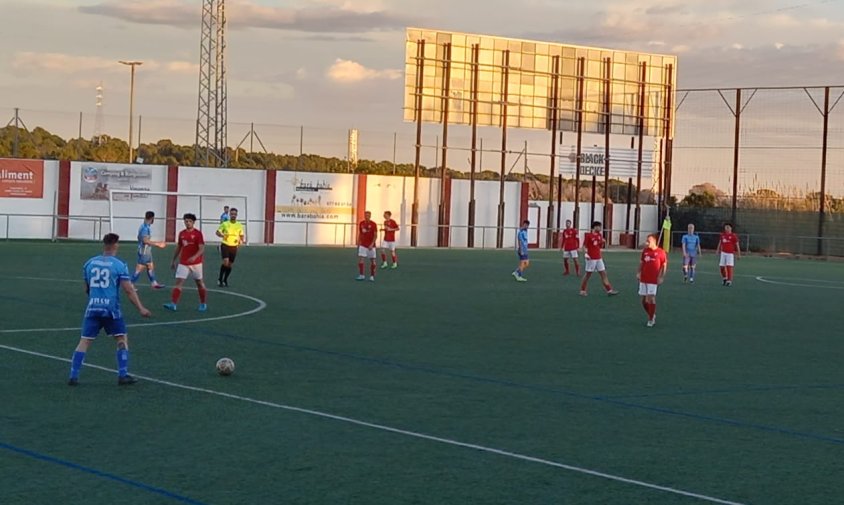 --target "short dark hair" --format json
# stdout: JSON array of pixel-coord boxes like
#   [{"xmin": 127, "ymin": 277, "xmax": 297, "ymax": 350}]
[
  {"xmin": 522, "ymin": 219, "xmax": 530, "ymax": 226},
  {"xmin": 103, "ymin": 233, "xmax": 120, "ymax": 245},
  {"xmin": 145, "ymin": 211, "xmax": 155, "ymax": 220},
  {"xmin": 229, "ymin": 208, "xmax": 238, "ymax": 213},
  {"xmin": 183, "ymin": 213, "xmax": 197, "ymax": 221},
  {"xmin": 592, "ymin": 221, "xmax": 602, "ymax": 228},
  {"xmin": 724, "ymin": 222, "xmax": 733, "ymax": 228},
  {"xmin": 647, "ymin": 233, "xmax": 659, "ymax": 241},
  {"xmin": 224, "ymin": 206, "xmax": 229, "ymax": 210},
  {"xmin": 384, "ymin": 211, "xmax": 392, "ymax": 216}
]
